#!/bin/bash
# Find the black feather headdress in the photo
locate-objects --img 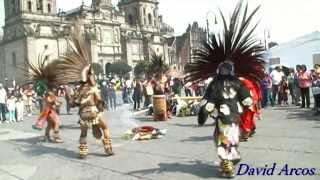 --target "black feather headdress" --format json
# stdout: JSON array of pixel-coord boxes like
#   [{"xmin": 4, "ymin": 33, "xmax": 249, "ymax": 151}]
[{"xmin": 185, "ymin": 0, "xmax": 266, "ymax": 82}]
